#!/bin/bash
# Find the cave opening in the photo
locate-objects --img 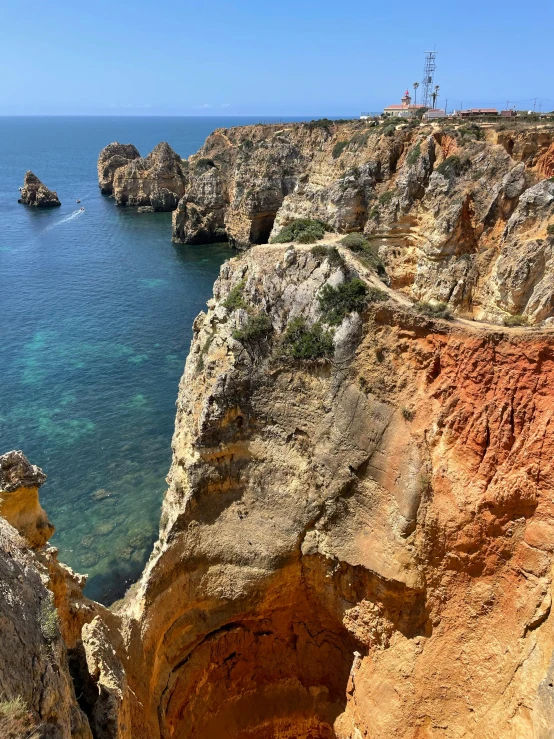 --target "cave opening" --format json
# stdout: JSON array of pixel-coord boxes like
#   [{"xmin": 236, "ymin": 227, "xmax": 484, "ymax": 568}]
[
  {"xmin": 249, "ymin": 213, "xmax": 277, "ymax": 244},
  {"xmin": 158, "ymin": 591, "xmax": 362, "ymax": 739}
]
